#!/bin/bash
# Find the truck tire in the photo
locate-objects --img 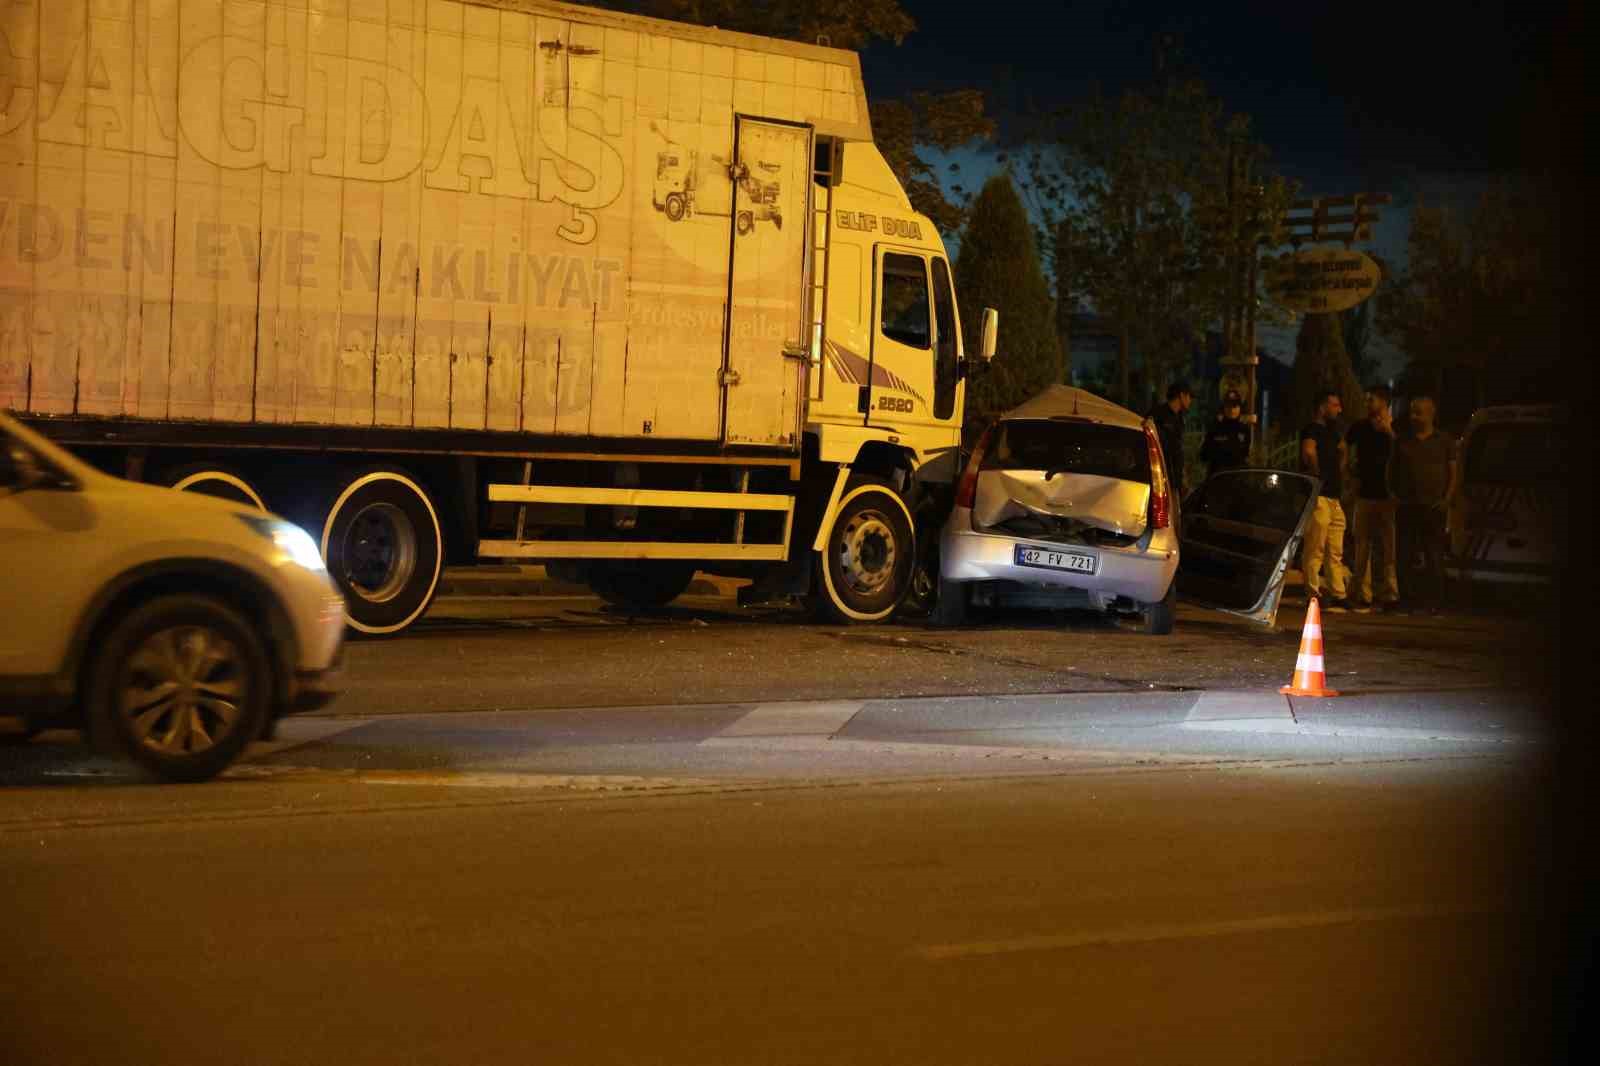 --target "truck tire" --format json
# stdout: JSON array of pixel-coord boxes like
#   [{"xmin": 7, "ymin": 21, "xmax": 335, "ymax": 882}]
[
  {"xmin": 736, "ymin": 210, "xmax": 754, "ymax": 236},
  {"xmin": 320, "ymin": 469, "xmax": 442, "ymax": 635},
  {"xmin": 586, "ymin": 562, "xmax": 696, "ymax": 610},
  {"xmin": 161, "ymin": 462, "xmax": 266, "ymax": 510},
  {"xmin": 811, "ymin": 476, "xmax": 916, "ymax": 624},
  {"xmin": 84, "ymin": 594, "xmax": 271, "ymax": 783},
  {"xmin": 664, "ymin": 193, "xmax": 687, "ymax": 221}
]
